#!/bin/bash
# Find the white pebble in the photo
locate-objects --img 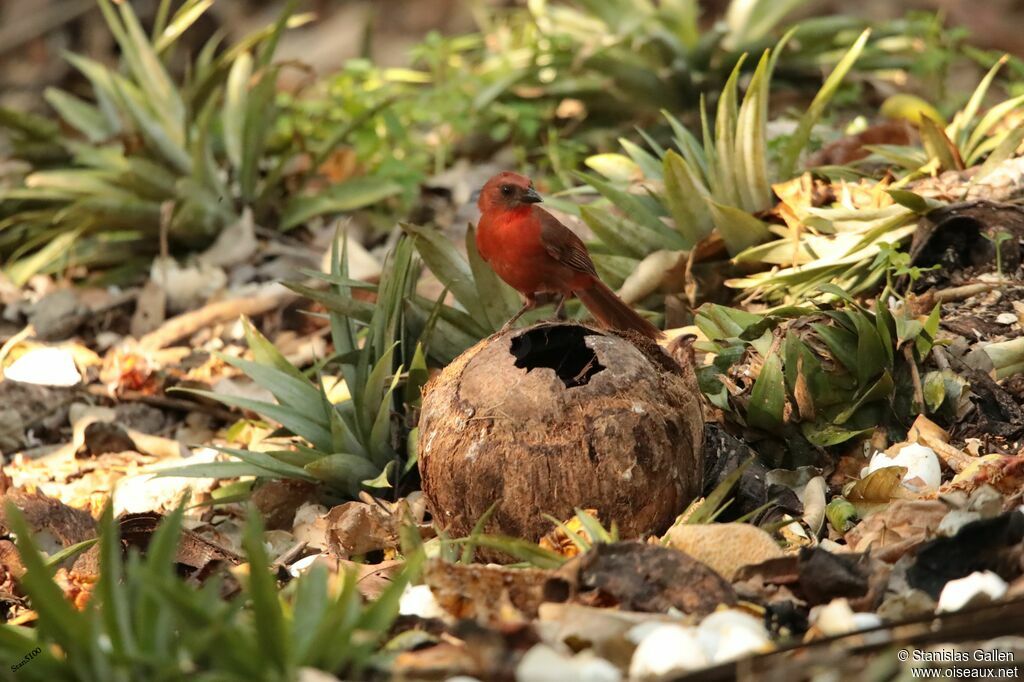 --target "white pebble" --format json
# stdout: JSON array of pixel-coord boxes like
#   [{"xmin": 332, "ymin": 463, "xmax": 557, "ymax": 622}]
[
  {"xmin": 937, "ymin": 571, "xmax": 1007, "ymax": 613},
  {"xmin": 995, "ymin": 312, "xmax": 1018, "ymax": 325}
]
